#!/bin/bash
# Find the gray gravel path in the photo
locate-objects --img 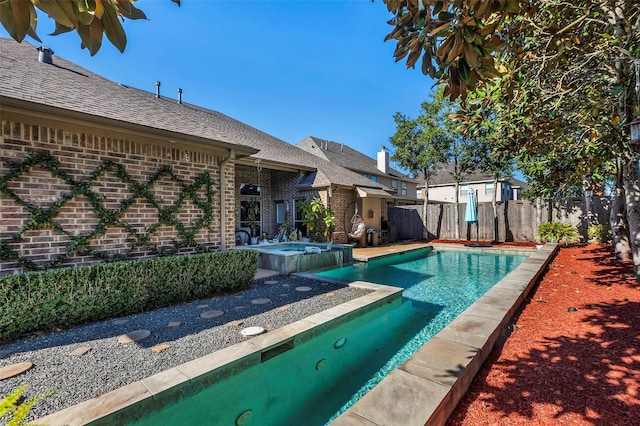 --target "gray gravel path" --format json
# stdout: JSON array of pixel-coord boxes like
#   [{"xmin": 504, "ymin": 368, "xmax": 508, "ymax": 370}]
[{"xmin": 0, "ymin": 275, "xmax": 370, "ymax": 423}]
